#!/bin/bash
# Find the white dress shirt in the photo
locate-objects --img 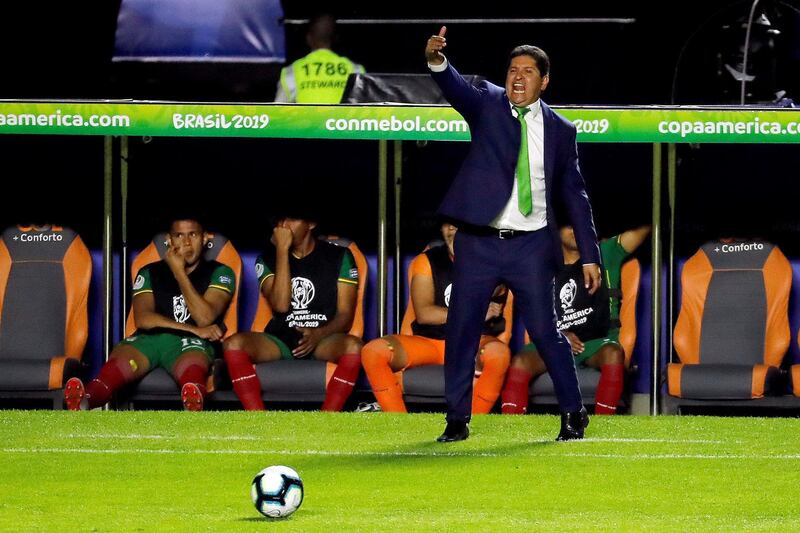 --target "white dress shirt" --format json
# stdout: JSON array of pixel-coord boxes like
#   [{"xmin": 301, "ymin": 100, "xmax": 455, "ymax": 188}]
[{"xmin": 490, "ymin": 100, "xmax": 547, "ymax": 231}]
